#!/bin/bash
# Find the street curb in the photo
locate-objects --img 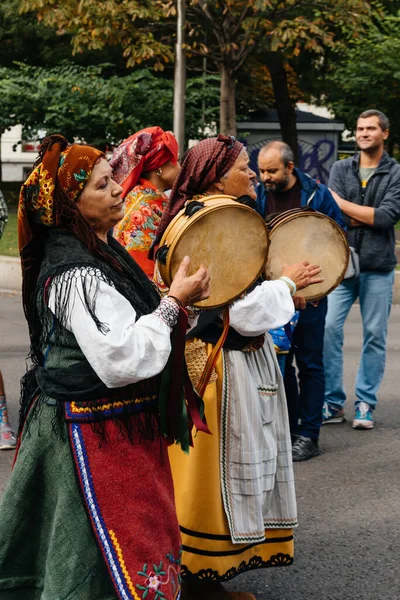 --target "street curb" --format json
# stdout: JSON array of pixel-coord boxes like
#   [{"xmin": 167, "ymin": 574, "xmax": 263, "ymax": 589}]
[{"xmin": 1, "ymin": 255, "xmax": 400, "ymax": 302}]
